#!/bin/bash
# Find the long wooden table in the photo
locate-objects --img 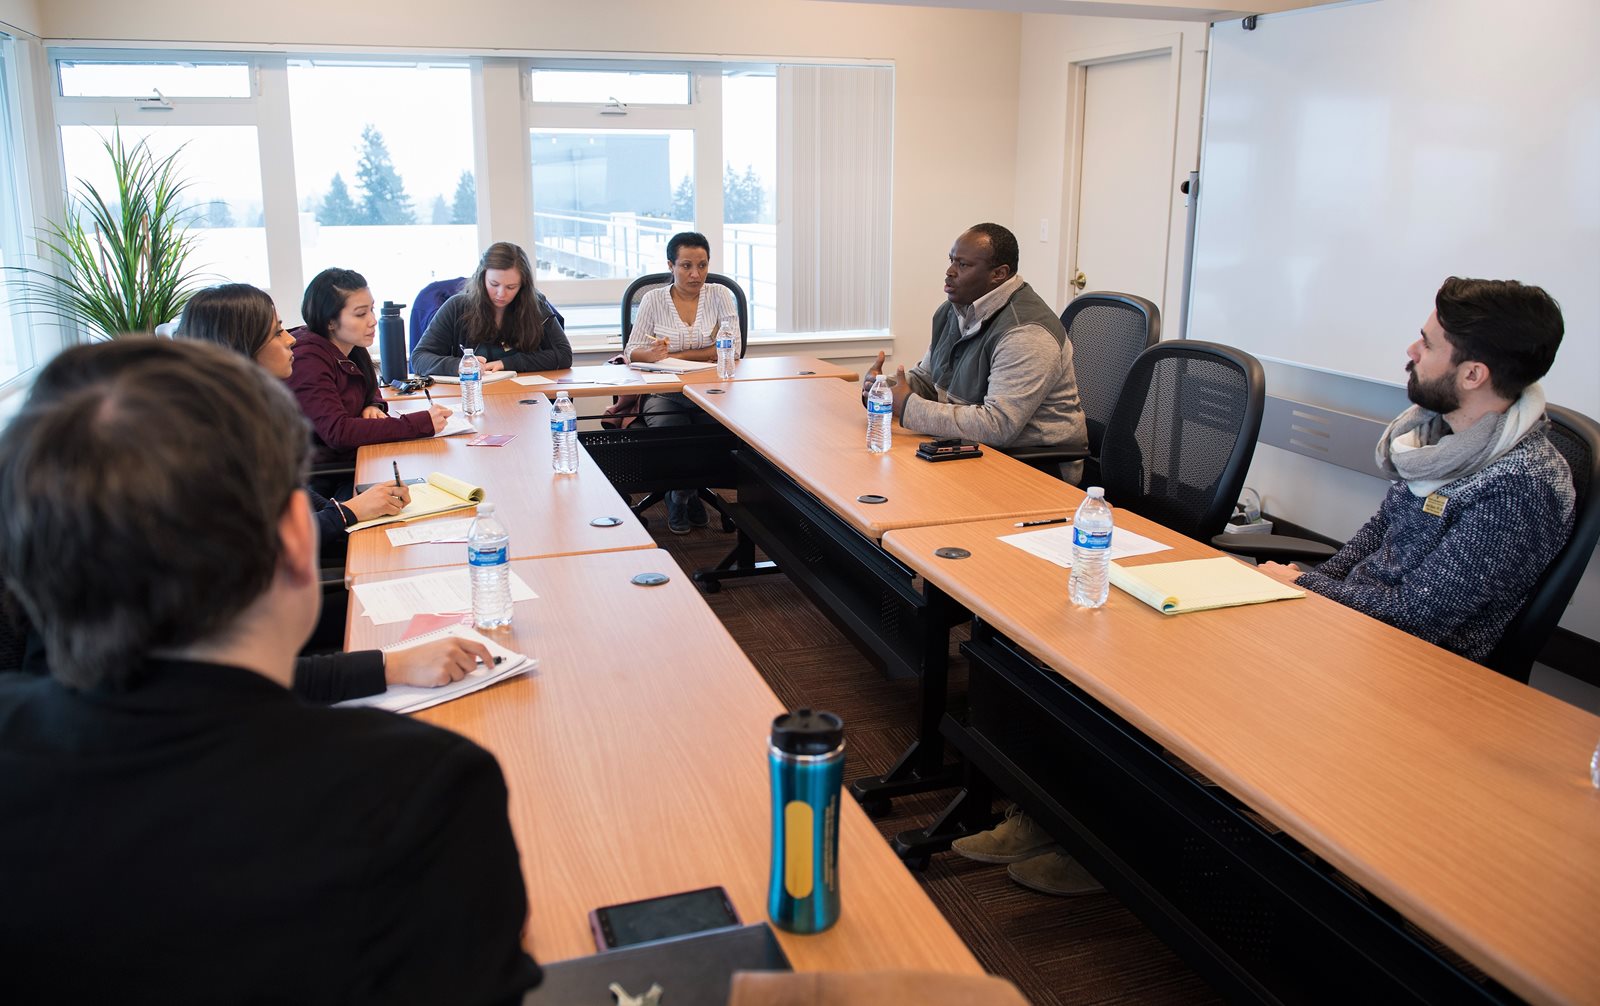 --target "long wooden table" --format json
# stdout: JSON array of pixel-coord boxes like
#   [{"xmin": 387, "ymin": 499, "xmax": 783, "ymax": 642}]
[
  {"xmin": 346, "ymin": 549, "xmax": 983, "ymax": 975},
  {"xmin": 385, "ymin": 355, "xmax": 860, "ymax": 402},
  {"xmin": 347, "ymin": 394, "xmax": 653, "ymax": 580},
  {"xmin": 882, "ymin": 516, "xmax": 1600, "ymax": 1006}
]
